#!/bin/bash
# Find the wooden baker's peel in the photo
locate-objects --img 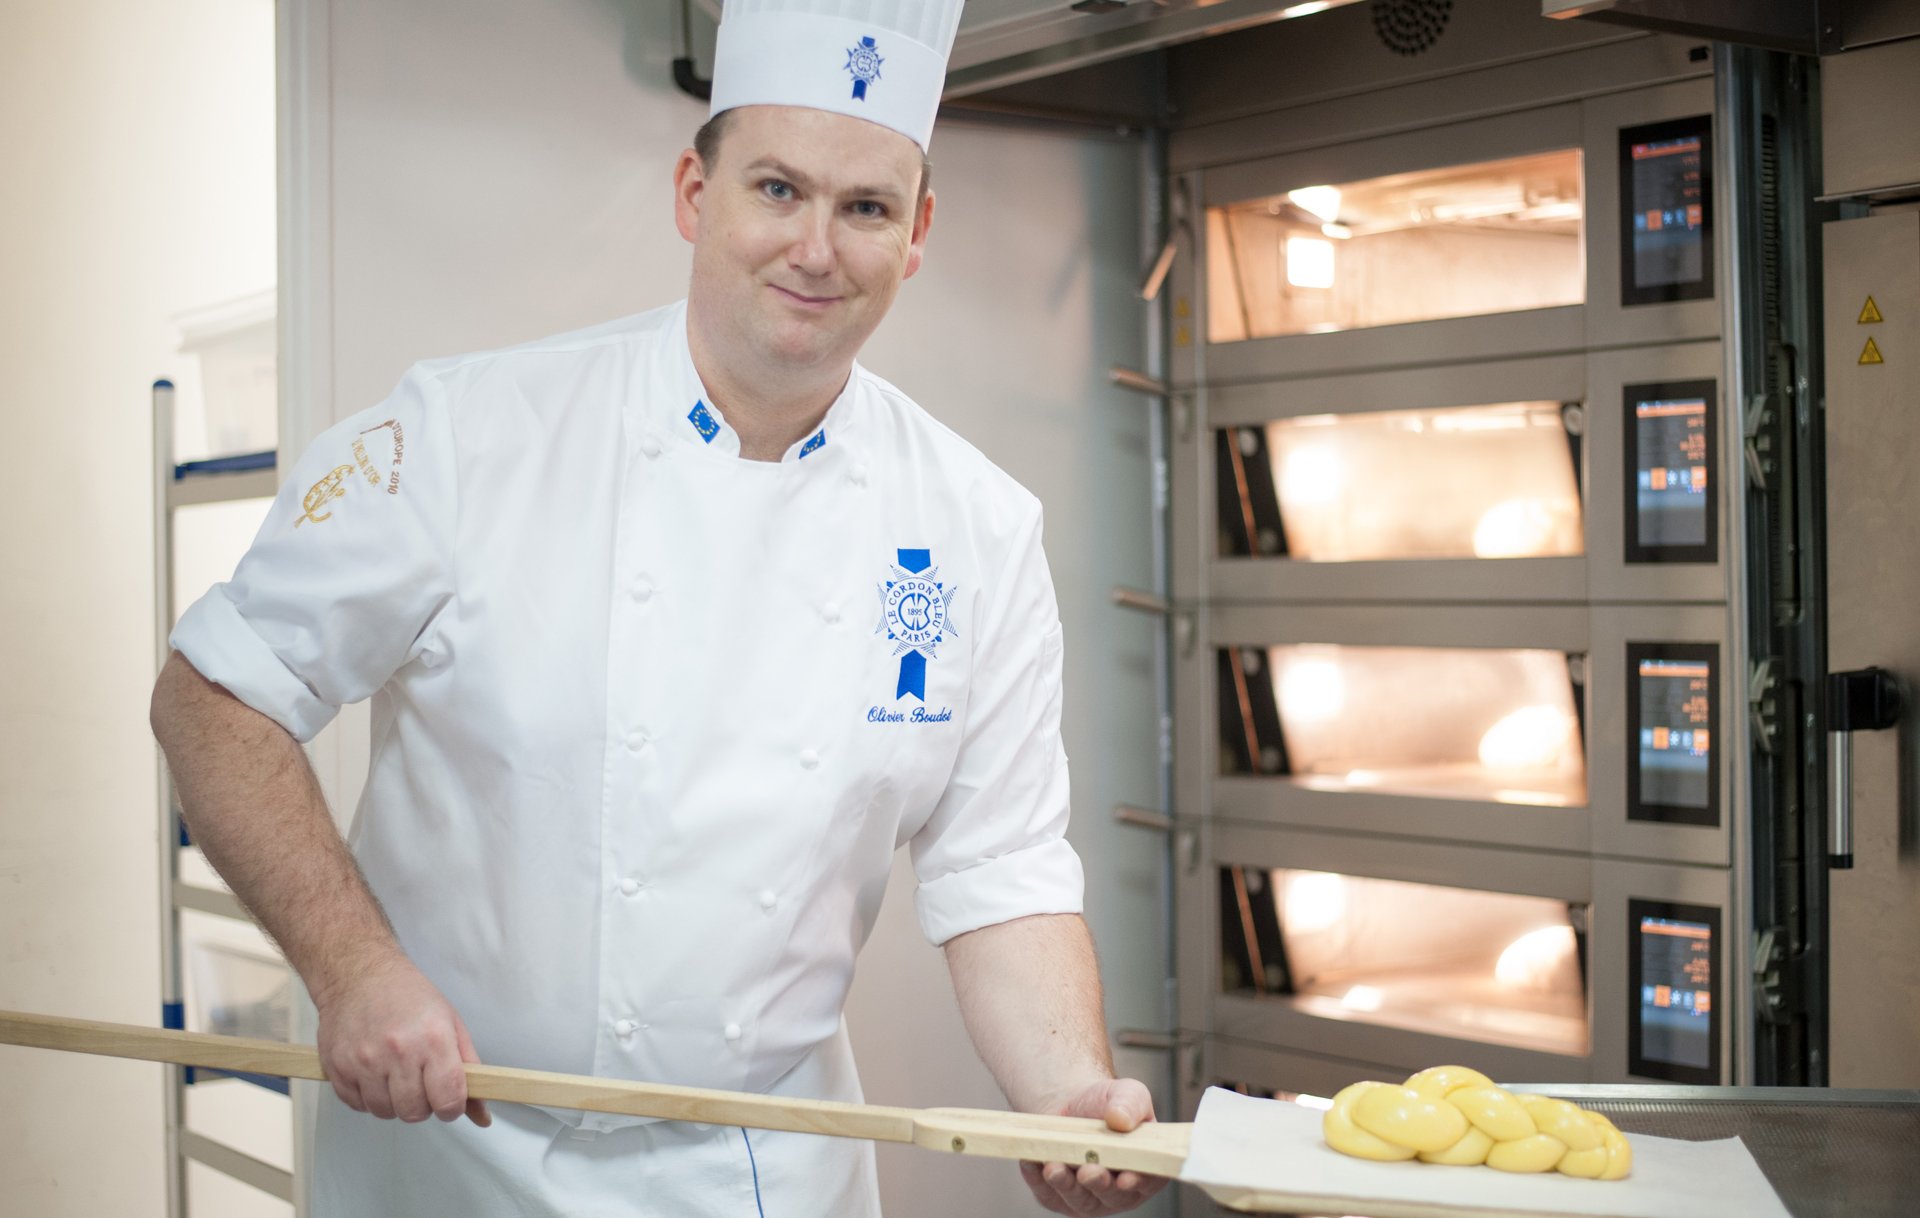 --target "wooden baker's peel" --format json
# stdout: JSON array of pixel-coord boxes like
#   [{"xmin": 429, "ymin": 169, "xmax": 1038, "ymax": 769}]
[{"xmin": 0, "ymin": 1009, "xmax": 1192, "ymax": 1176}]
